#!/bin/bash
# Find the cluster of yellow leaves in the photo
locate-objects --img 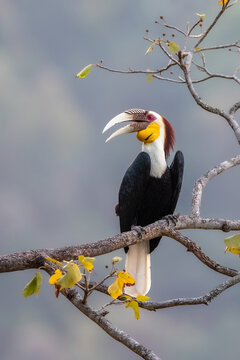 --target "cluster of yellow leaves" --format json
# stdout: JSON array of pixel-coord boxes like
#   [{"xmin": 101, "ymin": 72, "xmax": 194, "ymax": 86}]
[
  {"xmin": 107, "ymin": 269, "xmax": 150, "ymax": 319},
  {"xmin": 108, "ymin": 270, "xmax": 135, "ymax": 299},
  {"xmin": 224, "ymin": 234, "xmax": 240, "ymax": 255},
  {"xmin": 48, "ymin": 256, "xmax": 95, "ymax": 297},
  {"xmin": 22, "ymin": 255, "xmax": 96, "ymax": 298},
  {"xmin": 49, "ymin": 262, "xmax": 82, "ymax": 297}
]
